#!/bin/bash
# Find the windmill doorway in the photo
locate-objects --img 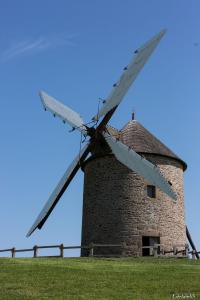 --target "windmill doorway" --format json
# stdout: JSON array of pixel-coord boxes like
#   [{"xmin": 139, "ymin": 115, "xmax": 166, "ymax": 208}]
[{"xmin": 142, "ymin": 236, "xmax": 160, "ymax": 256}]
